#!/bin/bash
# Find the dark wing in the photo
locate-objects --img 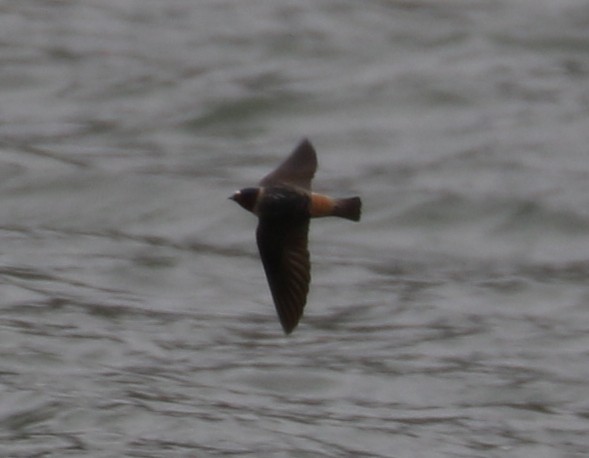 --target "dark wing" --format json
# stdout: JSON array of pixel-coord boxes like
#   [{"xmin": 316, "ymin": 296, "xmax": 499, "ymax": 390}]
[
  {"xmin": 256, "ymin": 217, "xmax": 311, "ymax": 334},
  {"xmin": 259, "ymin": 139, "xmax": 317, "ymax": 191}
]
